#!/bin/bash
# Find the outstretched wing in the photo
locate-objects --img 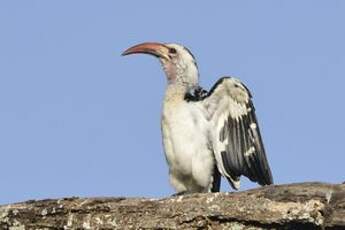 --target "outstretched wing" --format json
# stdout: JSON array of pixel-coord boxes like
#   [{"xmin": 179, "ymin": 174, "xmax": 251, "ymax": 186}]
[{"xmin": 200, "ymin": 77, "xmax": 273, "ymax": 190}]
